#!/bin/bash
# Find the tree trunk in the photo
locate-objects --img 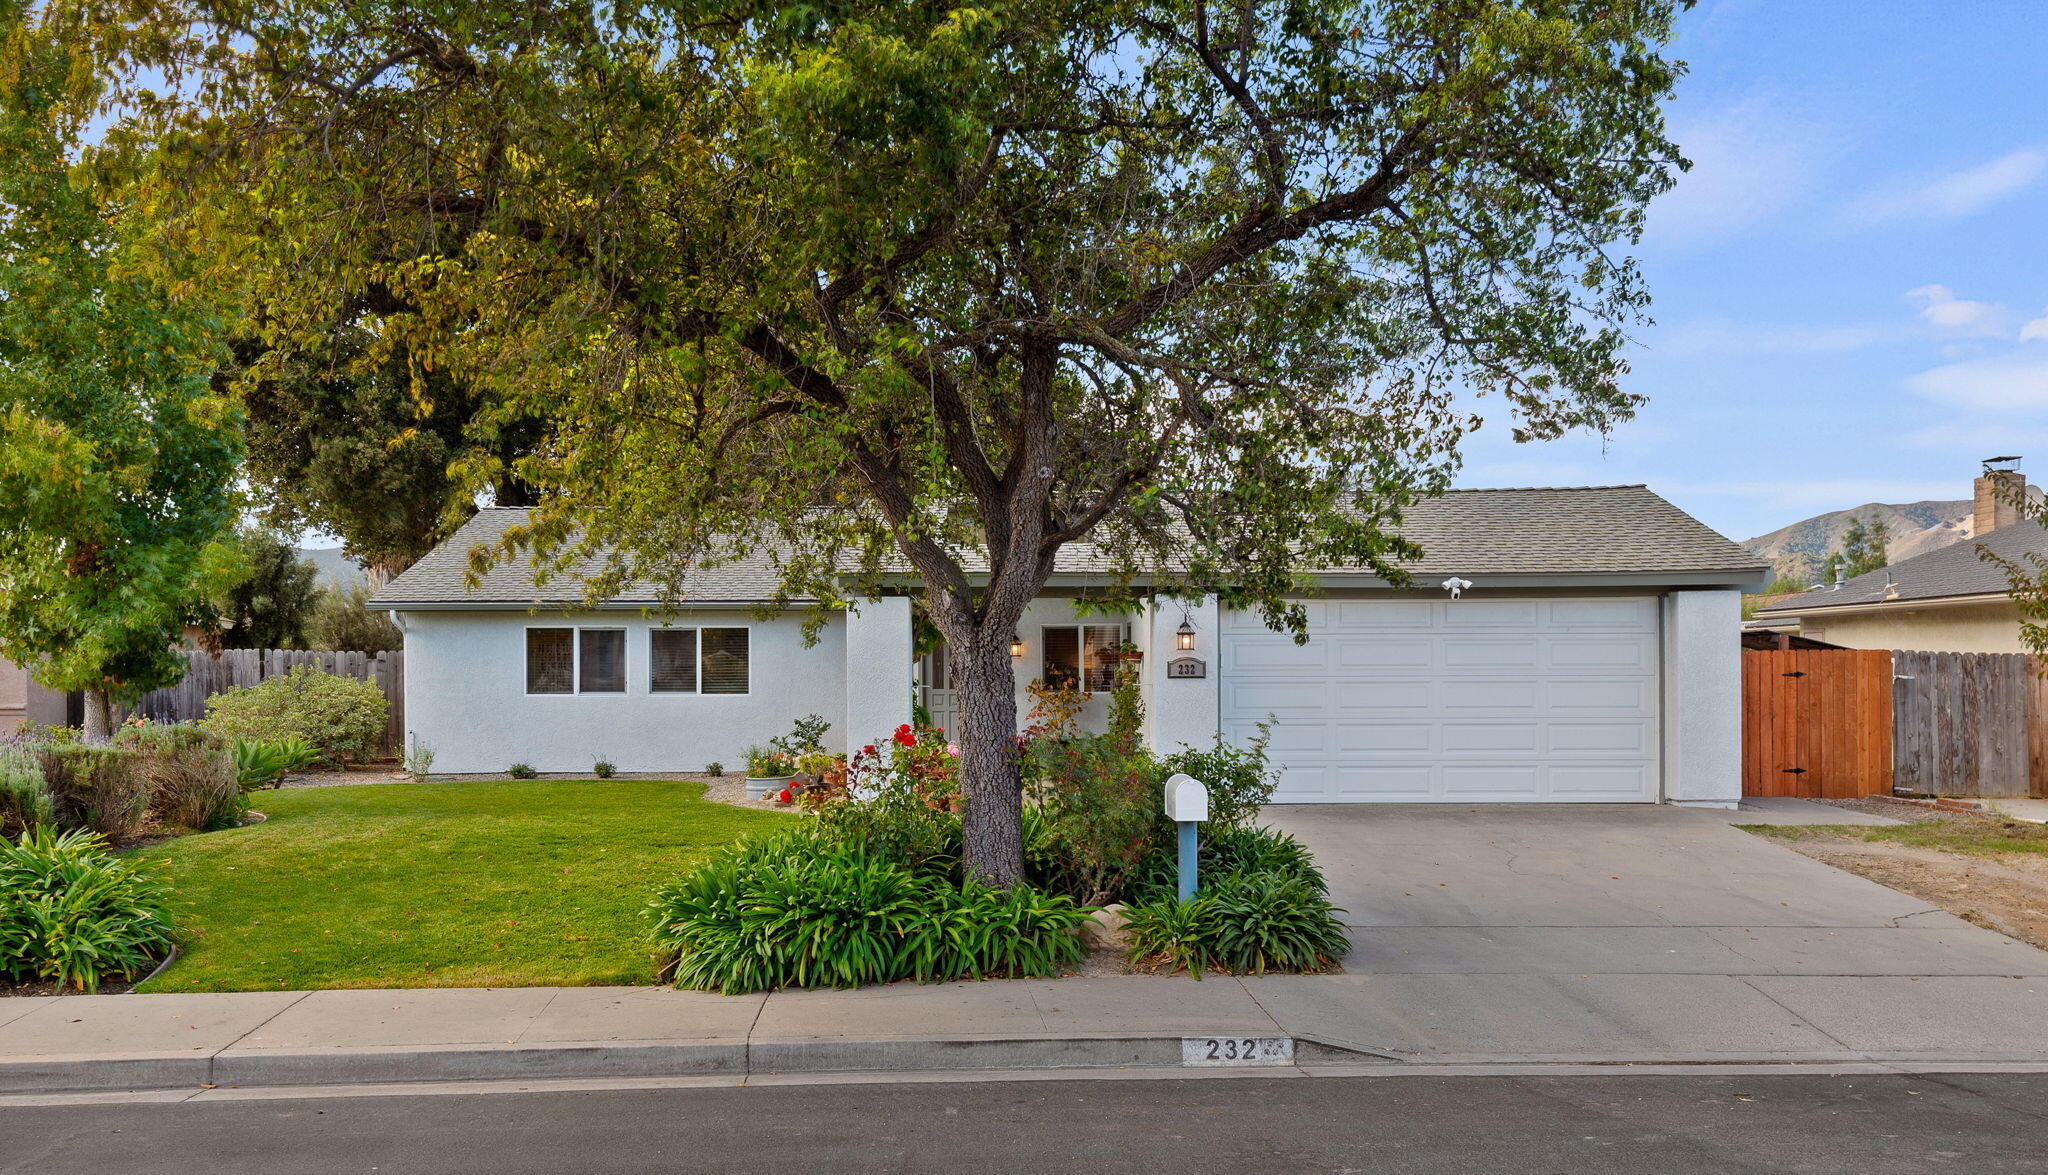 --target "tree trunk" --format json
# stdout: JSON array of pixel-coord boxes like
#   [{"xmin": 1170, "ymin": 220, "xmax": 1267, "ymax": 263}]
[
  {"xmin": 80, "ymin": 688, "xmax": 116, "ymax": 742},
  {"xmin": 950, "ymin": 628, "xmax": 1025, "ymax": 888}
]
